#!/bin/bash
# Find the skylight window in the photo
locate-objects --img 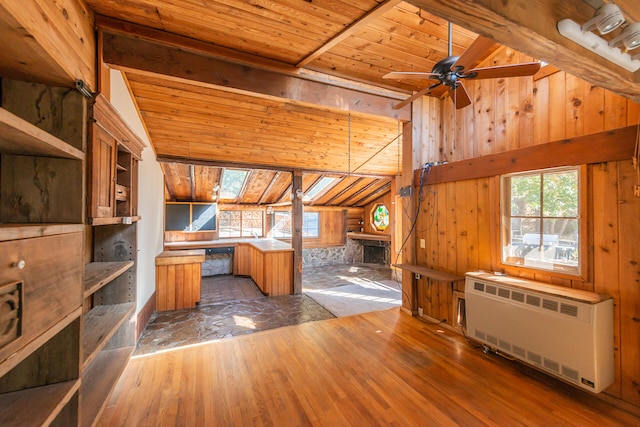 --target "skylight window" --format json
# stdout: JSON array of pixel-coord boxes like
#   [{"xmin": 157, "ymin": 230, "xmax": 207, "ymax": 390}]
[
  {"xmin": 220, "ymin": 169, "xmax": 248, "ymax": 199},
  {"xmin": 303, "ymin": 177, "xmax": 338, "ymax": 201}
]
